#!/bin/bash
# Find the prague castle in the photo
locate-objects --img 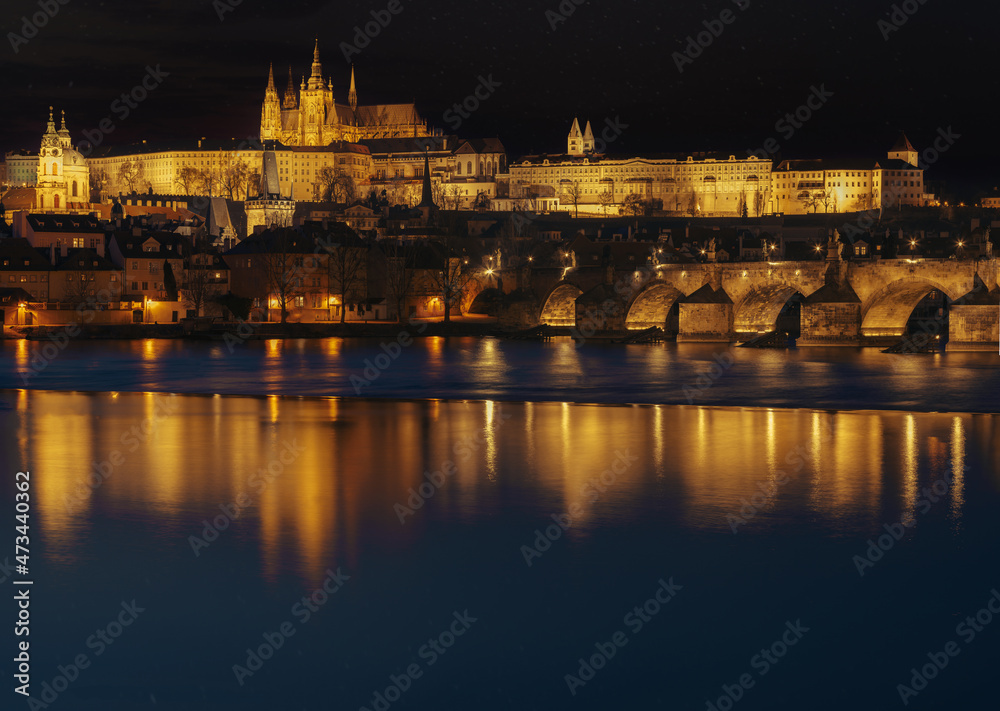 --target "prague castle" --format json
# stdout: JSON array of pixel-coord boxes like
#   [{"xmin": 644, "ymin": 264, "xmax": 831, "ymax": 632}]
[{"xmin": 260, "ymin": 41, "xmax": 435, "ymax": 145}]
